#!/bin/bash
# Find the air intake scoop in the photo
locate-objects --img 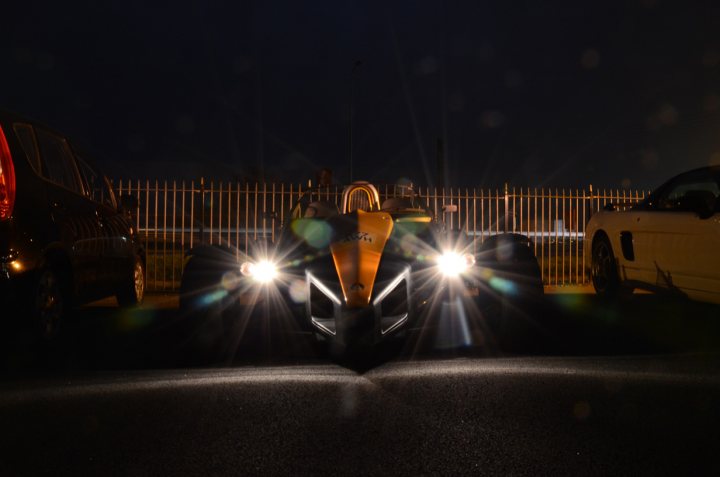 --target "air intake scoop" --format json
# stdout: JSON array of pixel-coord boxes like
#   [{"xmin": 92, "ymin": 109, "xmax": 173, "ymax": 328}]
[{"xmin": 330, "ymin": 210, "xmax": 394, "ymax": 307}]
